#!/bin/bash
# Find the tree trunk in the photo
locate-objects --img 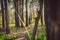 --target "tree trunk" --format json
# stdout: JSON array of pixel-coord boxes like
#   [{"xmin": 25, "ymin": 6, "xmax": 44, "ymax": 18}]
[
  {"xmin": 1, "ymin": 0, "xmax": 5, "ymax": 28},
  {"xmin": 26, "ymin": 0, "xmax": 29, "ymax": 26},
  {"xmin": 14, "ymin": 0, "xmax": 20, "ymax": 28},
  {"xmin": 44, "ymin": 0, "xmax": 60, "ymax": 40},
  {"xmin": 31, "ymin": 0, "xmax": 43, "ymax": 40},
  {"xmin": 4, "ymin": 0, "xmax": 10, "ymax": 34},
  {"xmin": 40, "ymin": 12, "xmax": 43, "ymax": 25},
  {"xmin": 21, "ymin": 0, "xmax": 24, "ymax": 27}
]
